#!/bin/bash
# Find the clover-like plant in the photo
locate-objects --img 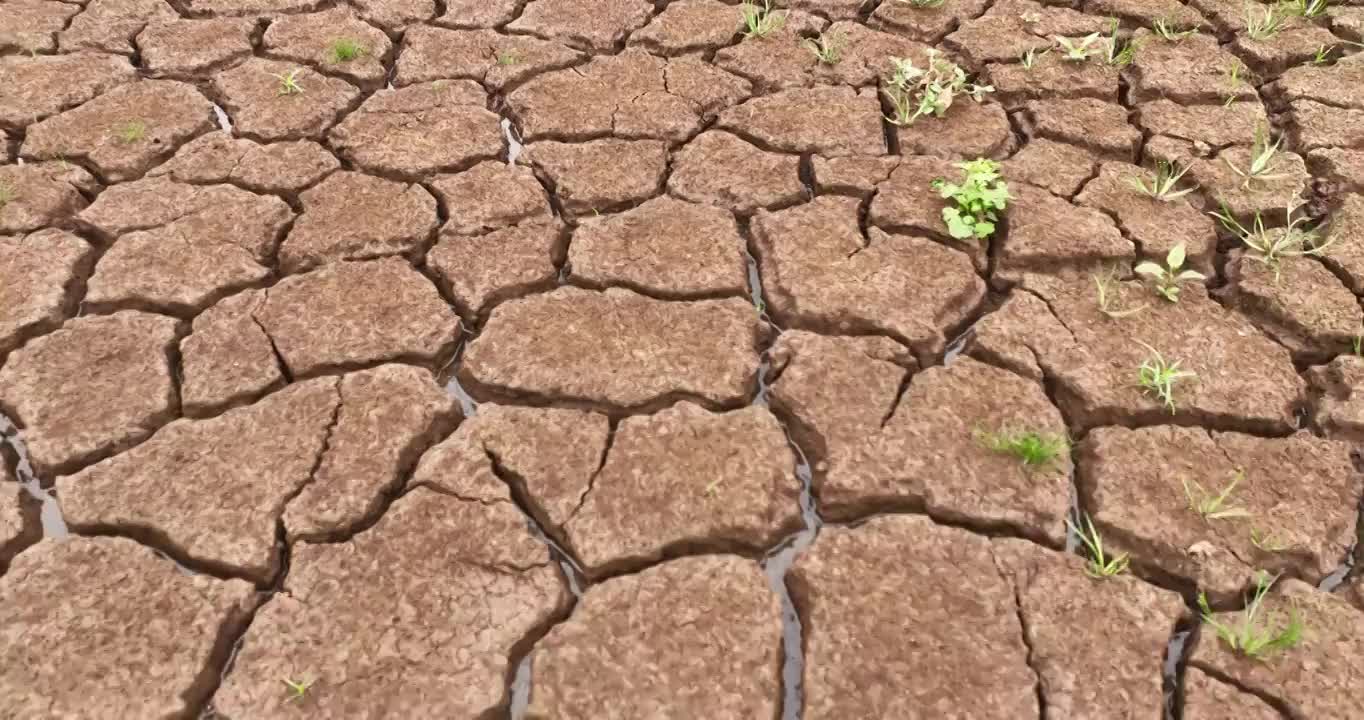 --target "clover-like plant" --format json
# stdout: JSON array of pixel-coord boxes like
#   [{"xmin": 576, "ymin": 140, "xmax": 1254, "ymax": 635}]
[
  {"xmin": 740, "ymin": 0, "xmax": 785, "ymax": 38},
  {"xmin": 1184, "ymin": 470, "xmax": 1253, "ymax": 521},
  {"xmin": 1212, "ymin": 203, "xmax": 1336, "ymax": 281},
  {"xmin": 882, "ymin": 50, "xmax": 993, "ymax": 126},
  {"xmin": 974, "ymin": 427, "xmax": 1069, "ymax": 469},
  {"xmin": 1198, "ymin": 572, "xmax": 1304, "ymax": 661},
  {"xmin": 803, "ymin": 30, "xmax": 846, "ymax": 65},
  {"xmin": 1056, "ymin": 33, "xmax": 1102, "ymax": 61},
  {"xmin": 1069, "ymin": 513, "xmax": 1130, "ymax": 579},
  {"xmin": 1136, "ymin": 342, "xmax": 1196, "ymax": 413},
  {"xmin": 931, "ymin": 158, "xmax": 1010, "ymax": 242},
  {"xmin": 1135, "ymin": 243, "xmax": 1205, "ymax": 303},
  {"xmin": 1129, "ymin": 160, "xmax": 1196, "ymax": 202}
]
